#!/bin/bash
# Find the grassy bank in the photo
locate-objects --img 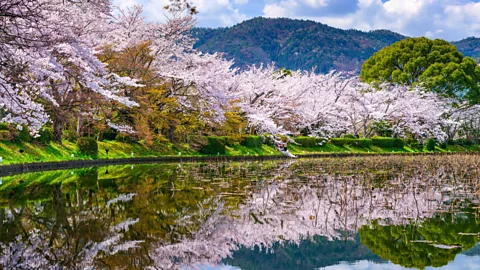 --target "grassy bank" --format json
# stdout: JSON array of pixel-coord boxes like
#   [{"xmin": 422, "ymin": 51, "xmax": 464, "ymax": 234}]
[{"xmin": 0, "ymin": 139, "xmax": 479, "ymax": 166}]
